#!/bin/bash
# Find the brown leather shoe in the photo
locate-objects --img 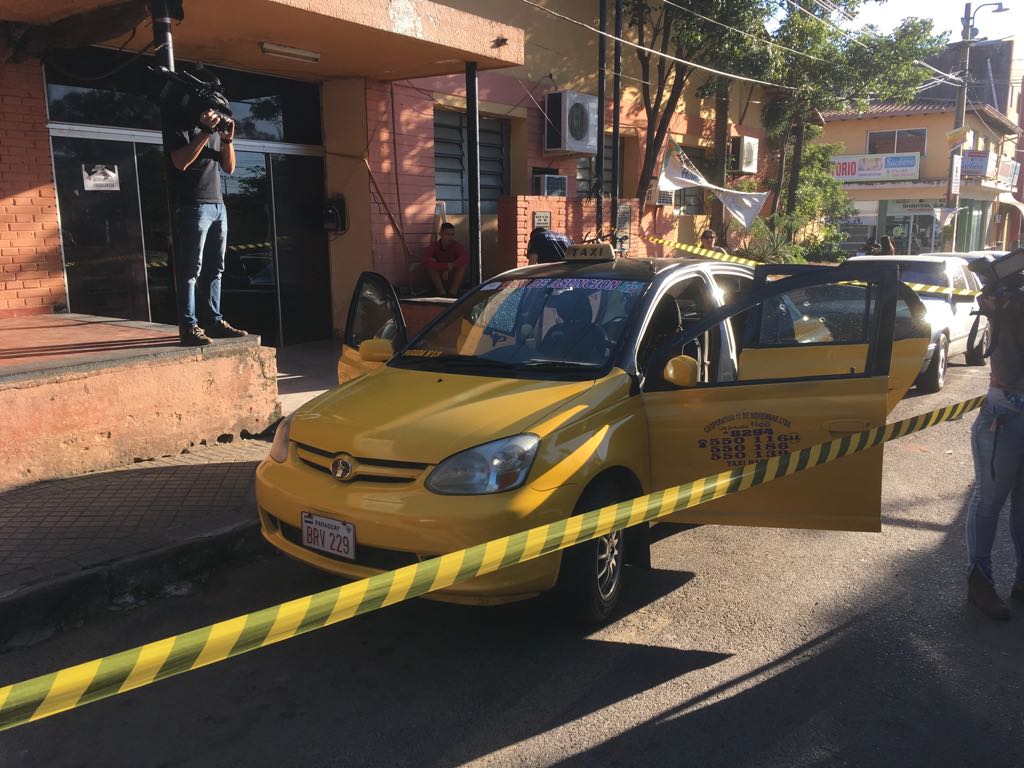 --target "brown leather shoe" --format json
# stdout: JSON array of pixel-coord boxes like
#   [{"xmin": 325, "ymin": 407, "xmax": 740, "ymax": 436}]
[
  {"xmin": 204, "ymin": 320, "xmax": 248, "ymax": 339},
  {"xmin": 968, "ymin": 567, "xmax": 1010, "ymax": 620},
  {"xmin": 179, "ymin": 325, "xmax": 212, "ymax": 347}
]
